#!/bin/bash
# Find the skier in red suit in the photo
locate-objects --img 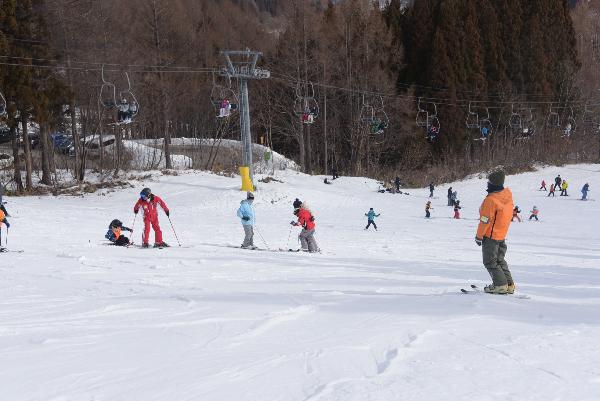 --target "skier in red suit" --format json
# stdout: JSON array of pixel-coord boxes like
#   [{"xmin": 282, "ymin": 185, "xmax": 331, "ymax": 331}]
[{"xmin": 133, "ymin": 187, "xmax": 170, "ymax": 248}]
